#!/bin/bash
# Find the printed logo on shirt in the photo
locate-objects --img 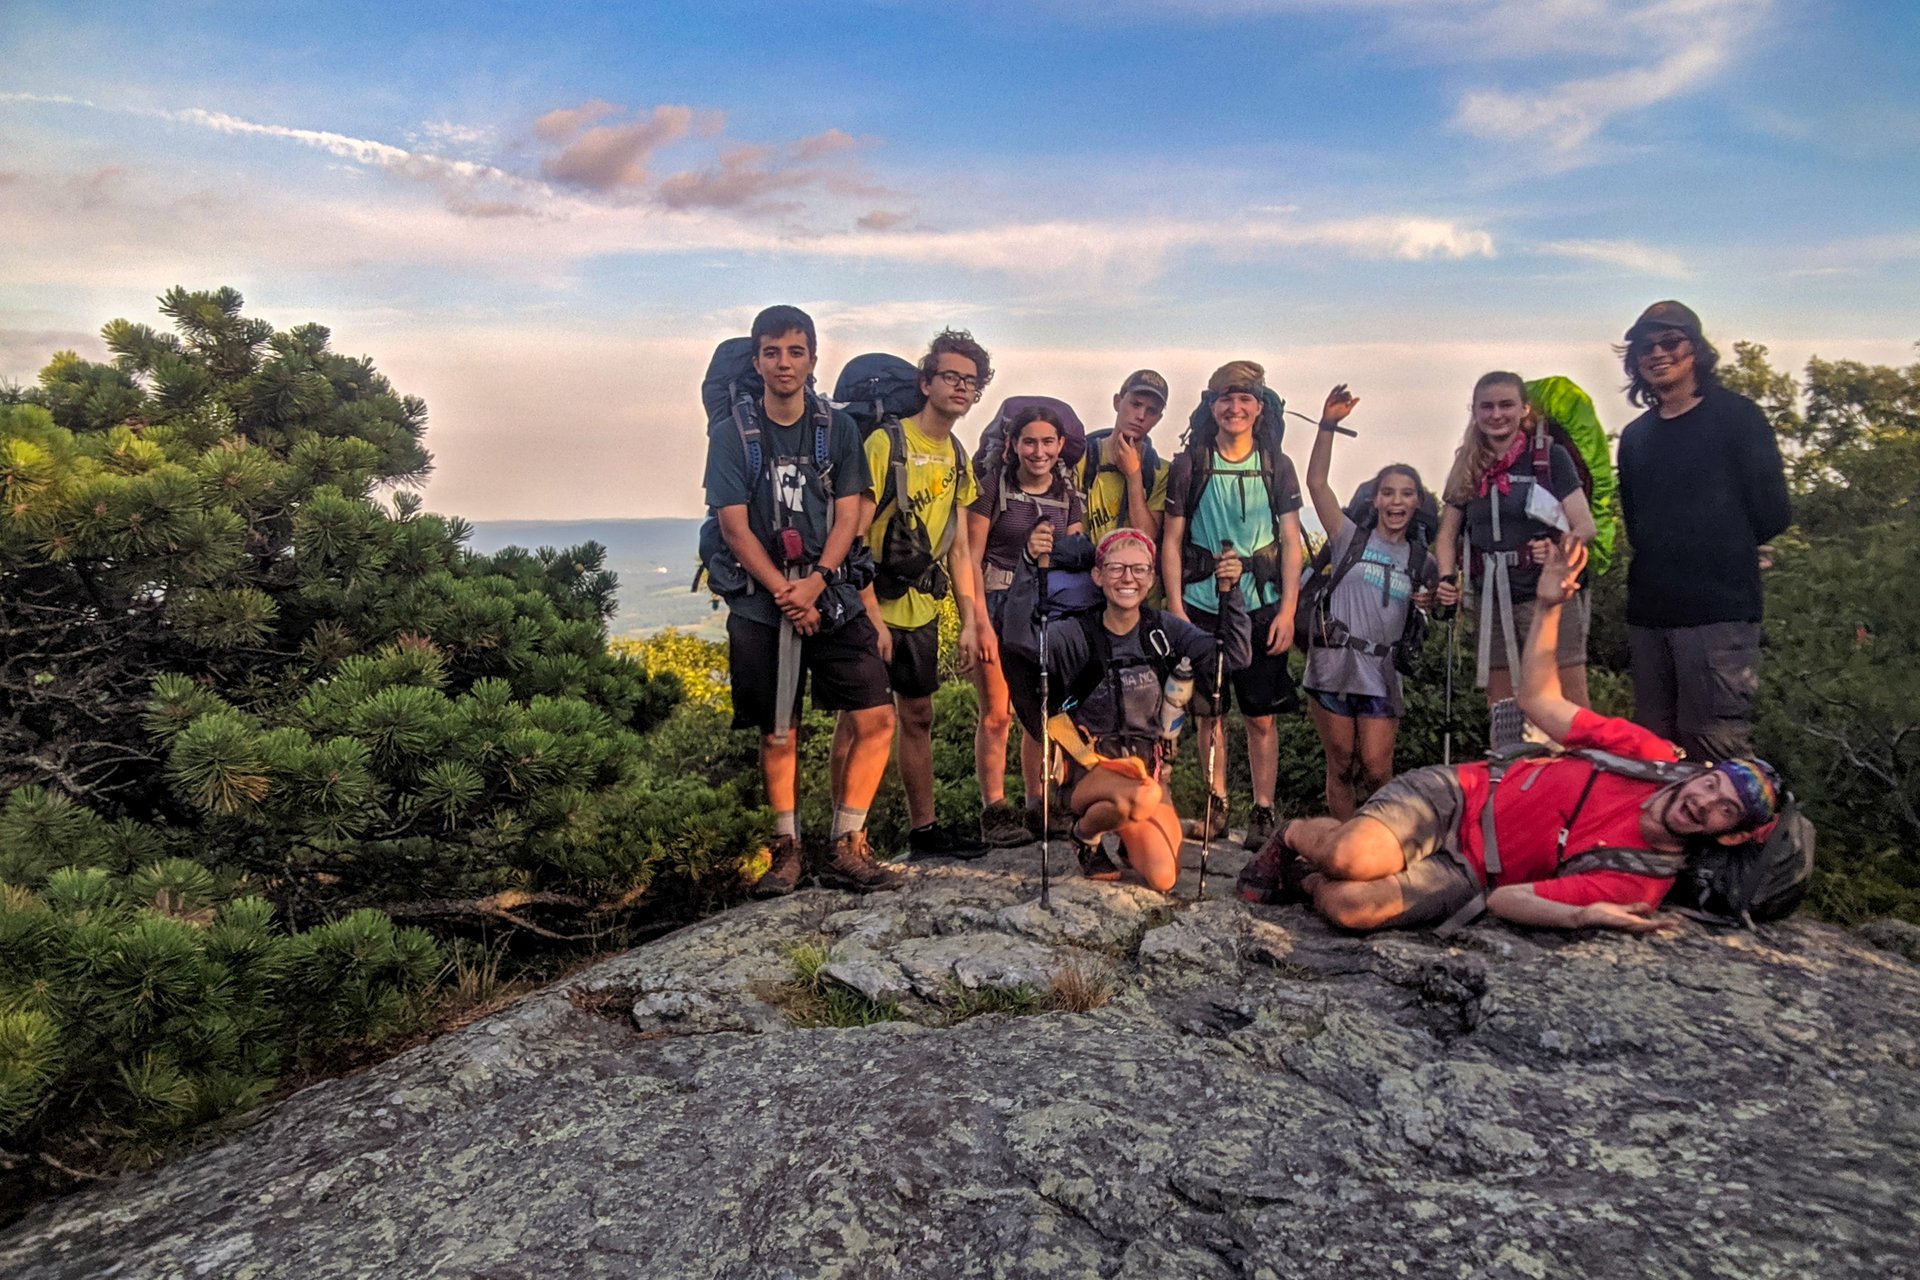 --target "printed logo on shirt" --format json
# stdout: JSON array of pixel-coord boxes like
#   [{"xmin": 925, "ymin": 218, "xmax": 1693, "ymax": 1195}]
[
  {"xmin": 775, "ymin": 462, "xmax": 807, "ymax": 516},
  {"xmin": 1358, "ymin": 548, "xmax": 1412, "ymax": 602}
]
